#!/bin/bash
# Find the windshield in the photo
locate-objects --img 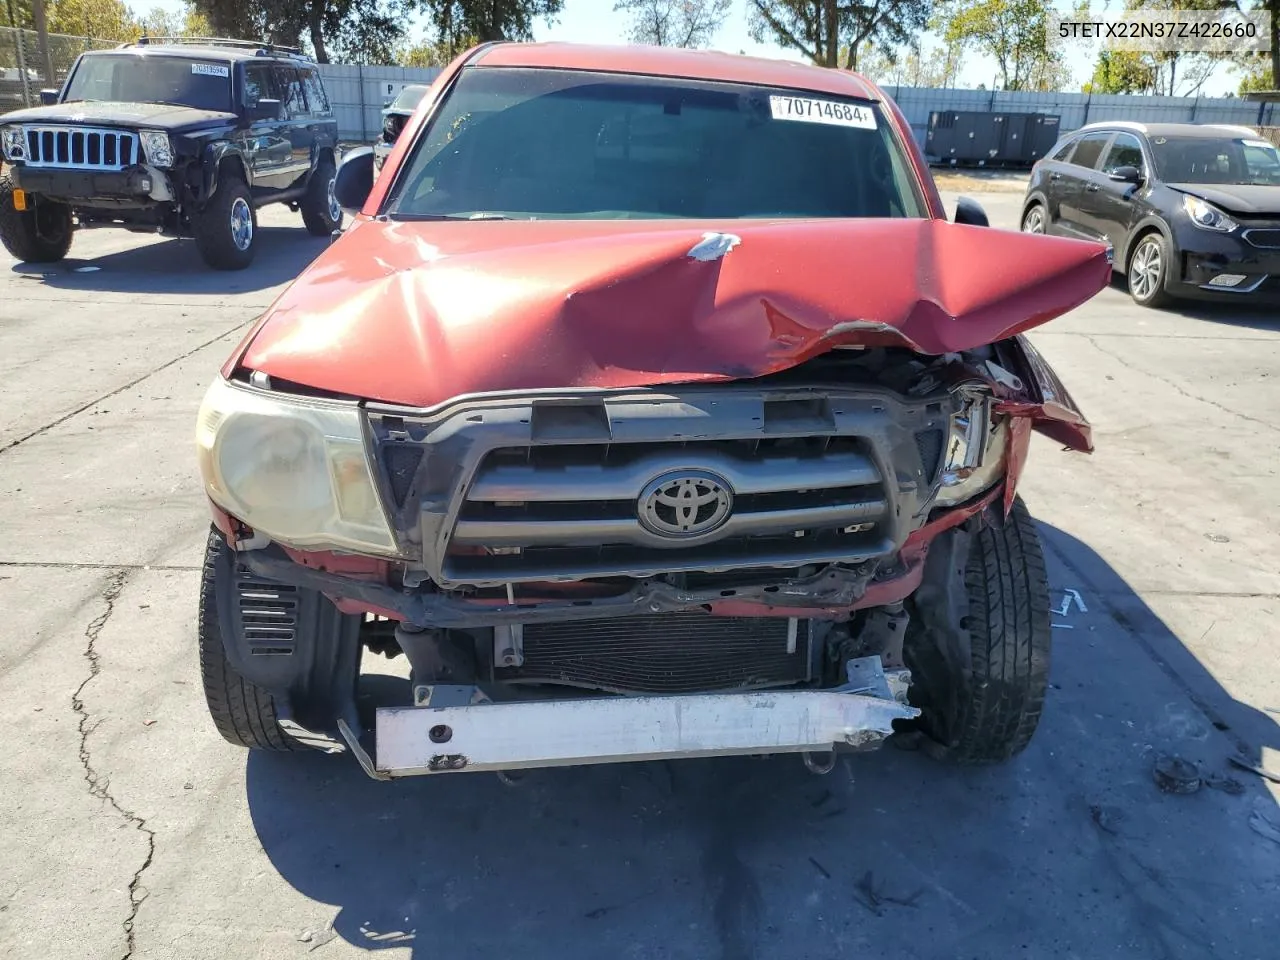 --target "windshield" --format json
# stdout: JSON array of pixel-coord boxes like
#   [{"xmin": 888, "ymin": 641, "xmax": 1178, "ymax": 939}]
[
  {"xmin": 1150, "ymin": 136, "xmax": 1280, "ymax": 186},
  {"xmin": 387, "ymin": 67, "xmax": 924, "ymax": 221},
  {"xmin": 63, "ymin": 54, "xmax": 233, "ymax": 112},
  {"xmin": 389, "ymin": 85, "xmax": 429, "ymax": 112}
]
